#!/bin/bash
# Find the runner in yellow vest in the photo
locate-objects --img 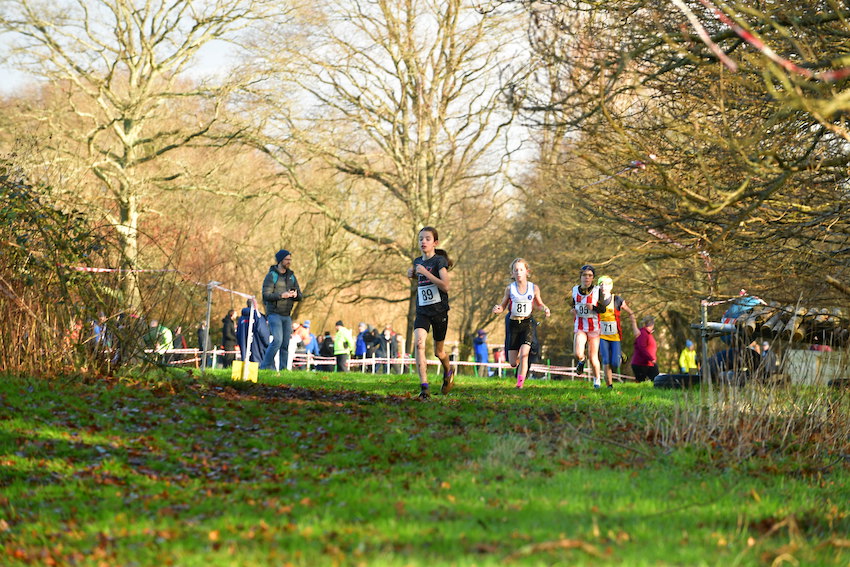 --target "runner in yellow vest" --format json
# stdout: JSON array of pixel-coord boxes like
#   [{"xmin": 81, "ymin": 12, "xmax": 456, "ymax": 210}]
[{"xmin": 596, "ymin": 275, "xmax": 638, "ymax": 389}]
